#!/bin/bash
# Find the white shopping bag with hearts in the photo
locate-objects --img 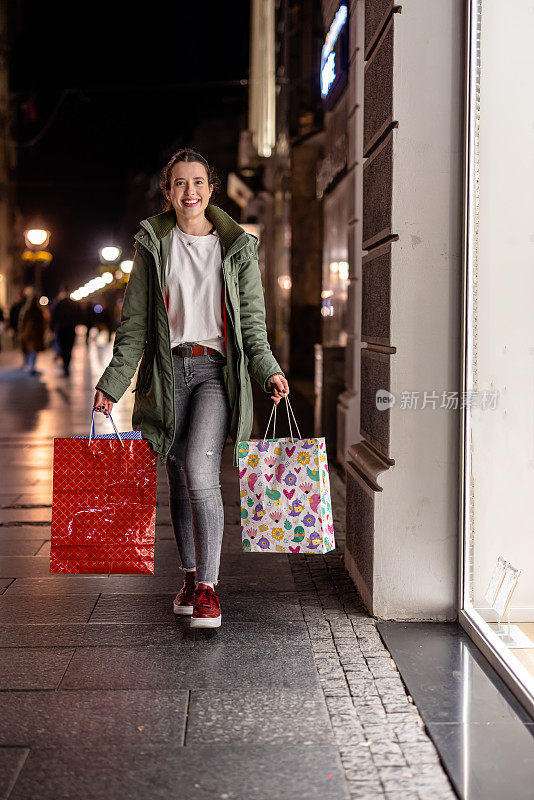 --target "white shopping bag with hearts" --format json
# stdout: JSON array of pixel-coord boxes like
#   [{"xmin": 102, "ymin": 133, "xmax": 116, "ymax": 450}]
[{"xmin": 237, "ymin": 396, "xmax": 335, "ymax": 554}]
